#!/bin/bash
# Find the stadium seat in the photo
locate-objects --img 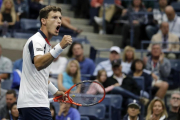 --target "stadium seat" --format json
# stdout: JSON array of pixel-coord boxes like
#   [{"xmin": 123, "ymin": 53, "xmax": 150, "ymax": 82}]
[
  {"xmin": 171, "ymin": 2, "xmax": 180, "ymax": 12},
  {"xmin": 20, "ymin": 19, "xmax": 40, "ymax": 31},
  {"xmin": 170, "ymin": 59, "xmax": 180, "ymax": 71},
  {"xmin": 95, "ymin": 57, "xmax": 108, "ymax": 65},
  {"xmin": 81, "ymin": 116, "xmax": 90, "ymax": 120},
  {"xmin": 1, "ymin": 80, "xmax": 12, "ymax": 90},
  {"xmin": 79, "ymin": 104, "xmax": 106, "ymax": 120},
  {"xmin": 13, "ymin": 32, "xmax": 34, "ymax": 39}
]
